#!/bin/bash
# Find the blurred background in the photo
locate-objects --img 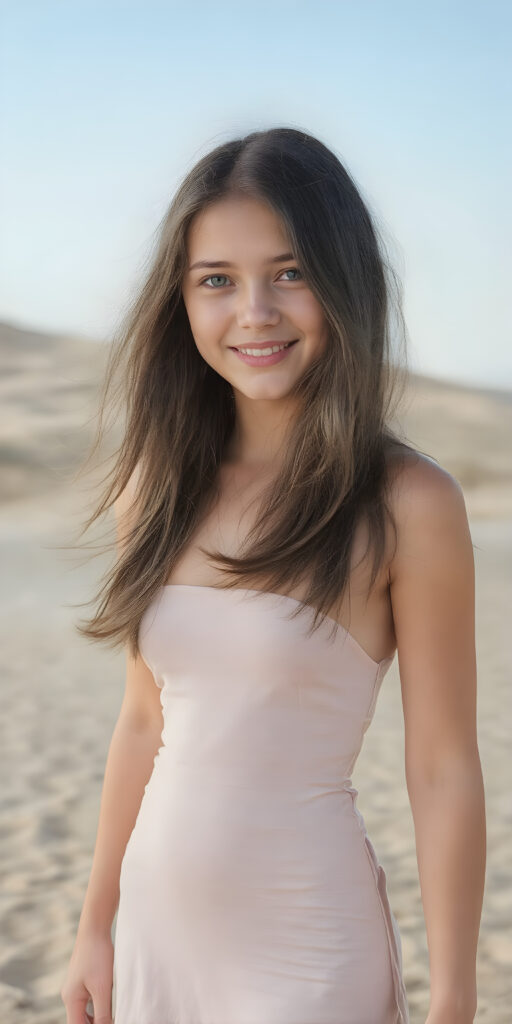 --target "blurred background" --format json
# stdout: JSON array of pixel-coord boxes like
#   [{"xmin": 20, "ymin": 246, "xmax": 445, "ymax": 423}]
[{"xmin": 0, "ymin": 2, "xmax": 510, "ymax": 1021}]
